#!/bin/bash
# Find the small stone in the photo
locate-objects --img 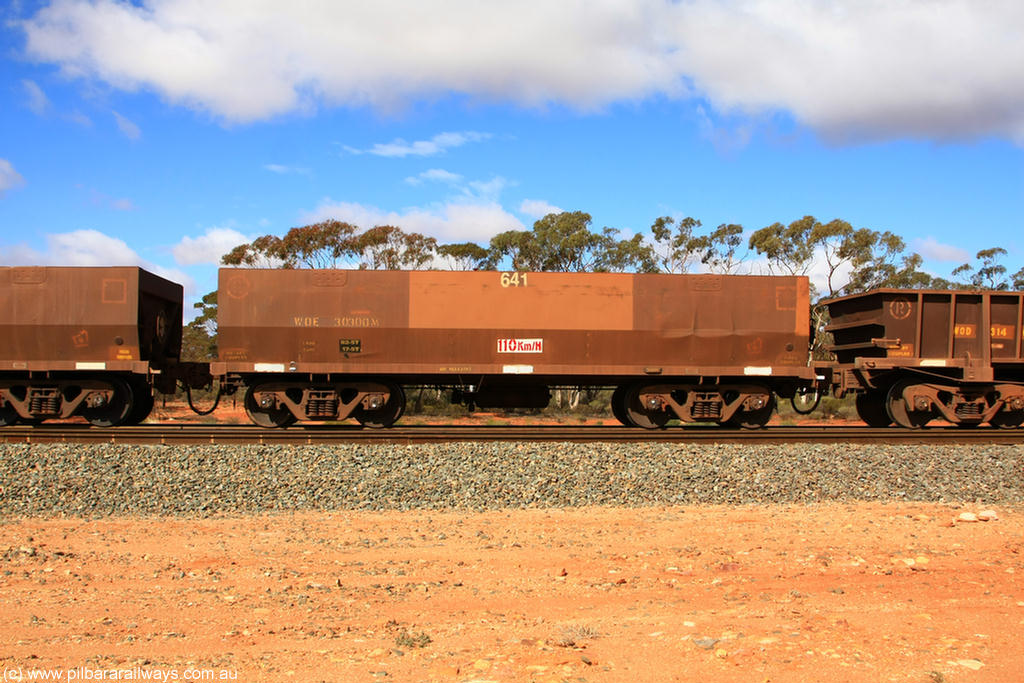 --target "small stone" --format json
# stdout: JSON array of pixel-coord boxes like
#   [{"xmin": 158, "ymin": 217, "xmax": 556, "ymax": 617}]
[
  {"xmin": 693, "ymin": 637, "xmax": 719, "ymax": 650},
  {"xmin": 978, "ymin": 510, "xmax": 998, "ymax": 521},
  {"xmin": 714, "ymin": 648, "xmax": 729, "ymax": 659},
  {"xmin": 958, "ymin": 512, "xmax": 979, "ymax": 523},
  {"xmin": 957, "ymin": 659, "xmax": 984, "ymax": 670}
]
